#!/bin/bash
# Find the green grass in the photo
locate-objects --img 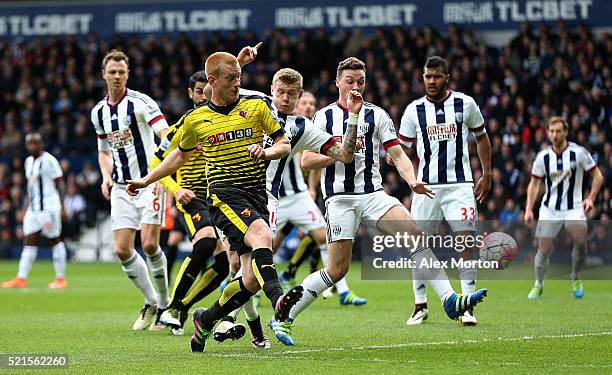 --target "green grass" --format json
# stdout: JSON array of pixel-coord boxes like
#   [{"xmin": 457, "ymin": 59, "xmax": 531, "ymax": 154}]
[{"xmin": 1, "ymin": 261, "xmax": 612, "ymax": 374}]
